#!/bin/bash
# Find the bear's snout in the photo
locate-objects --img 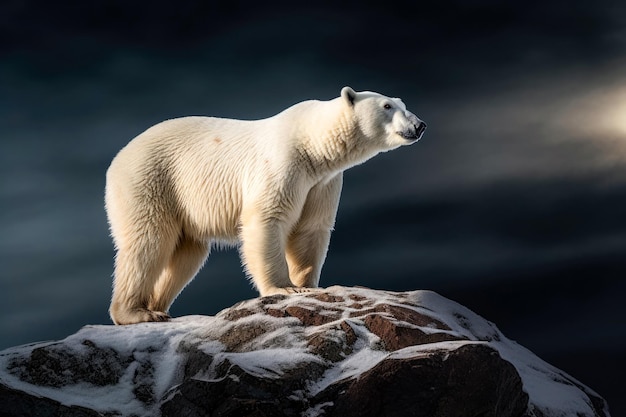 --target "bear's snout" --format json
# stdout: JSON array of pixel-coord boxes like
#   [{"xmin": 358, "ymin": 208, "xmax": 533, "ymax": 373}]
[
  {"xmin": 403, "ymin": 112, "xmax": 426, "ymax": 141},
  {"xmin": 399, "ymin": 114, "xmax": 426, "ymax": 141},
  {"xmin": 415, "ymin": 121, "xmax": 427, "ymax": 138}
]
